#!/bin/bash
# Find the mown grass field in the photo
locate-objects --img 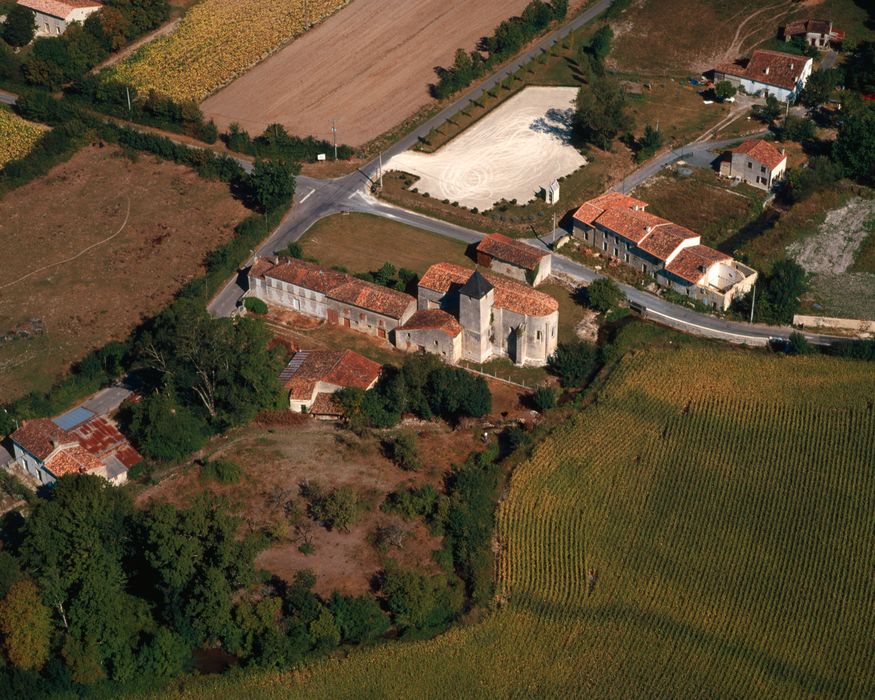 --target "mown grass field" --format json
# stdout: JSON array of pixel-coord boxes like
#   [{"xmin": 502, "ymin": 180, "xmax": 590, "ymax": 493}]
[
  {"xmin": 0, "ymin": 105, "xmax": 46, "ymax": 168},
  {"xmin": 152, "ymin": 341, "xmax": 875, "ymax": 699}
]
